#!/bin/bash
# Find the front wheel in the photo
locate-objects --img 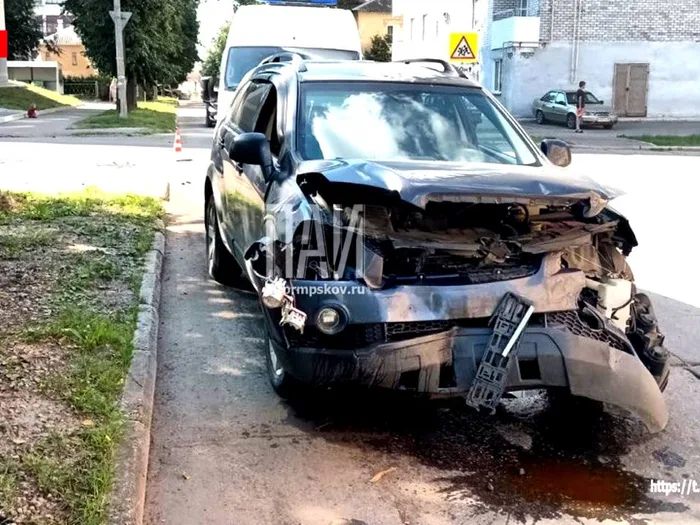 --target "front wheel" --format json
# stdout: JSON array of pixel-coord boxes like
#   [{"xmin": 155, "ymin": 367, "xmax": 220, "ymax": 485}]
[
  {"xmin": 603, "ymin": 124, "xmax": 614, "ymax": 130},
  {"xmin": 566, "ymin": 113, "xmax": 577, "ymax": 129},
  {"xmin": 205, "ymin": 193, "xmax": 242, "ymax": 285},
  {"xmin": 536, "ymin": 110, "xmax": 545, "ymax": 124},
  {"xmin": 265, "ymin": 332, "xmax": 306, "ymax": 399}
]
